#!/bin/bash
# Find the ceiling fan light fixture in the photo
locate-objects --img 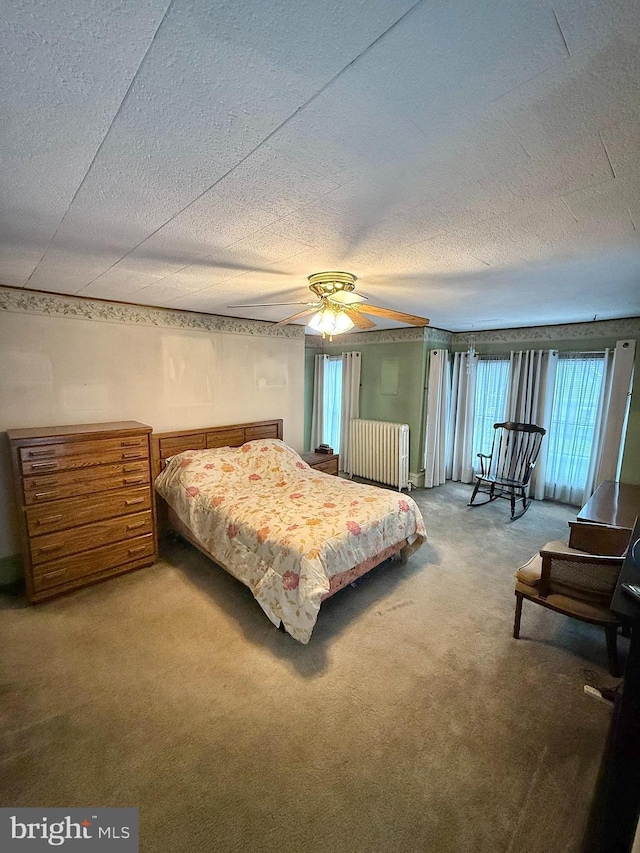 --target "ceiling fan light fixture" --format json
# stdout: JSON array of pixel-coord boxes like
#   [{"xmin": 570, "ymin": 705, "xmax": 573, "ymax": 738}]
[
  {"xmin": 333, "ymin": 310, "xmax": 355, "ymax": 333},
  {"xmin": 307, "ymin": 306, "xmax": 354, "ymax": 337}
]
